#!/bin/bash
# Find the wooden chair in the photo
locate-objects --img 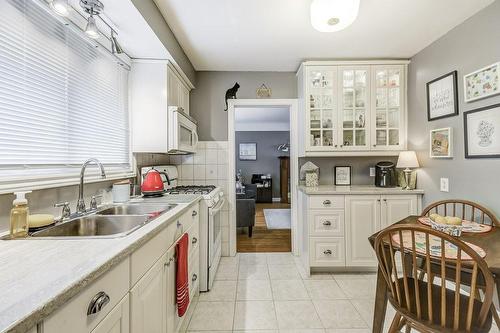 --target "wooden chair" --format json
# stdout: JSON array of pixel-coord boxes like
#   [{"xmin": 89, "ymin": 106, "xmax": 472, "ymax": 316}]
[
  {"xmin": 374, "ymin": 224, "xmax": 494, "ymax": 332},
  {"xmin": 422, "ymin": 199, "xmax": 499, "ymax": 226}
]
